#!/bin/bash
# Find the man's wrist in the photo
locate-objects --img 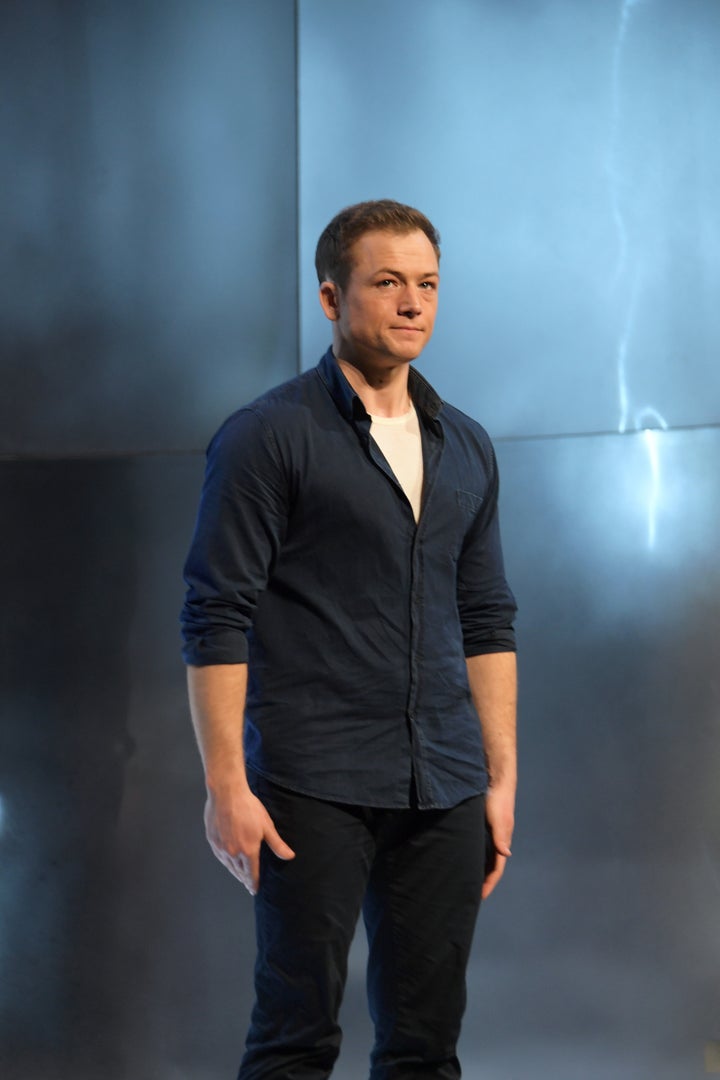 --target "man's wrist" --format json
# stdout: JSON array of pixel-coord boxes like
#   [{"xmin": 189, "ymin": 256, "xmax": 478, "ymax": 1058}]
[{"xmin": 205, "ymin": 765, "xmax": 251, "ymax": 798}]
